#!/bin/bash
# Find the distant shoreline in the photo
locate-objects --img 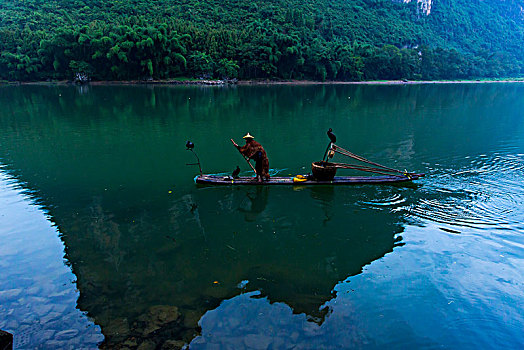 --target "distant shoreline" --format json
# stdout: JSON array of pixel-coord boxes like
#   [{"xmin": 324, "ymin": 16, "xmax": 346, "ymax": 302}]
[
  {"xmin": 238, "ymin": 79, "xmax": 524, "ymax": 85},
  {"xmin": 2, "ymin": 78, "xmax": 524, "ymax": 86}
]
